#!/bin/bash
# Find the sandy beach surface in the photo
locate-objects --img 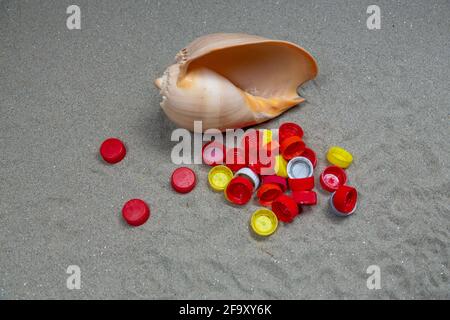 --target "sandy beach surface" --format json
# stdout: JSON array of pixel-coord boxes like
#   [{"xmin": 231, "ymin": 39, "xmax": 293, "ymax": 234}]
[{"xmin": 1, "ymin": 0, "xmax": 449, "ymax": 299}]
